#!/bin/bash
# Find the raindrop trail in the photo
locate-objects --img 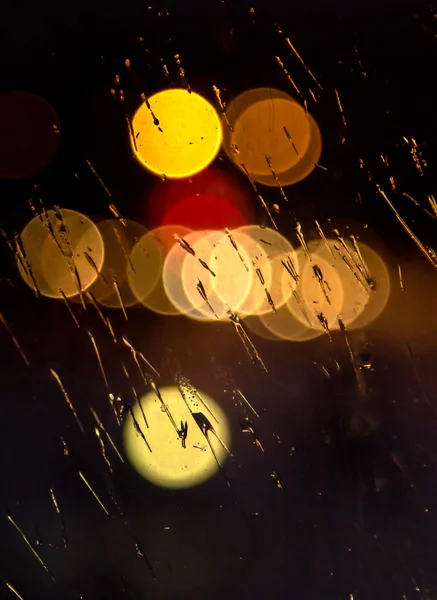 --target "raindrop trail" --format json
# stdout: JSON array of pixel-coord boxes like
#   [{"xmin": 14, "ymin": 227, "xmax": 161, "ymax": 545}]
[
  {"xmin": 88, "ymin": 330, "xmax": 110, "ymax": 391},
  {"xmin": 178, "ymin": 385, "xmax": 232, "ymax": 484},
  {"xmin": 241, "ymin": 419, "xmax": 264, "ymax": 451},
  {"xmin": 334, "ymin": 230, "xmax": 373, "ymax": 288},
  {"xmin": 198, "ymin": 258, "xmax": 216, "ymax": 277},
  {"xmin": 7, "ymin": 514, "xmax": 56, "ymax": 582},
  {"xmin": 126, "ymin": 401, "xmax": 153, "ymax": 453},
  {"xmin": 349, "ymin": 235, "xmax": 371, "ymax": 282},
  {"xmin": 225, "ymin": 228, "xmax": 249, "ymax": 272},
  {"xmin": 265, "ymin": 155, "xmax": 289, "ymax": 202},
  {"xmin": 334, "ymin": 88, "xmax": 347, "ymax": 126},
  {"xmin": 50, "ymin": 368, "xmax": 84, "ymax": 432},
  {"xmin": 296, "ymin": 222, "xmax": 311, "ymax": 261},
  {"xmin": 282, "ymin": 254, "xmax": 299, "ymax": 283},
  {"xmin": 293, "ymin": 288, "xmax": 312, "ymax": 326},
  {"xmin": 376, "ymin": 184, "xmax": 437, "ymax": 270},
  {"xmin": 86, "ymin": 160, "xmax": 112, "ymax": 197},
  {"xmin": 313, "ymin": 361, "xmax": 331, "ymax": 379},
  {"xmin": 275, "ymin": 55, "xmax": 303, "ymax": 99},
  {"xmin": 90, "ymin": 407, "xmax": 124, "ymax": 463},
  {"xmin": 52, "ymin": 206, "xmax": 87, "ymax": 310},
  {"xmin": 313, "ymin": 264, "xmax": 331, "ymax": 305},
  {"xmin": 336, "ymin": 248, "xmax": 369, "ymax": 293},
  {"xmin": 236, "ymin": 388, "xmax": 260, "ymax": 418},
  {"xmin": 283, "ymin": 126, "xmax": 299, "ymax": 156},
  {"xmin": 112, "ymin": 226, "xmax": 136, "ymax": 274},
  {"xmin": 109, "ymin": 204, "xmax": 127, "ymax": 227},
  {"xmin": 316, "ymin": 311, "xmax": 332, "ymax": 341},
  {"xmin": 284, "ymin": 36, "xmax": 323, "ymax": 90},
  {"xmin": 3, "ymin": 580, "xmax": 25, "ymax": 600},
  {"xmin": 78, "ymin": 471, "xmax": 109, "ymax": 515},
  {"xmin": 106, "ymin": 317, "xmax": 117, "ymax": 344},
  {"xmin": 240, "ymin": 164, "xmax": 278, "ymax": 230},
  {"xmin": 121, "ymin": 362, "xmax": 148, "ymax": 428},
  {"xmin": 150, "ymin": 378, "xmax": 180, "ymax": 435},
  {"xmin": 0, "ymin": 312, "xmax": 30, "ymax": 366},
  {"xmin": 49, "ymin": 488, "xmax": 68, "ymax": 548},
  {"xmin": 125, "ymin": 116, "xmax": 138, "ymax": 152},
  {"xmin": 94, "ymin": 426, "xmax": 113, "ymax": 473},
  {"xmin": 59, "ymin": 289, "xmax": 81, "ymax": 329},
  {"xmin": 11, "ymin": 232, "xmax": 39, "ymax": 297},
  {"xmin": 141, "ymin": 93, "xmax": 162, "ymax": 129},
  {"xmin": 174, "ymin": 233, "xmax": 196, "ymax": 256},
  {"xmin": 112, "ymin": 275, "xmax": 128, "ymax": 320},
  {"xmin": 265, "ymin": 288, "xmax": 277, "ymax": 313},
  {"xmin": 122, "ymin": 336, "xmax": 160, "ymax": 379},
  {"xmin": 177, "ymin": 375, "xmax": 220, "ymax": 423},
  {"xmin": 227, "ymin": 310, "xmax": 268, "ymax": 372},
  {"xmin": 338, "ymin": 316, "xmax": 366, "ymax": 397},
  {"xmin": 398, "ymin": 264, "xmax": 405, "ymax": 291},
  {"xmin": 212, "ymin": 85, "xmax": 233, "ymax": 131},
  {"xmin": 84, "ymin": 251, "xmax": 108, "ymax": 284},
  {"xmin": 271, "ymin": 471, "xmax": 283, "ymax": 489},
  {"xmin": 315, "ymin": 221, "xmax": 335, "ymax": 258},
  {"xmin": 135, "ymin": 541, "xmax": 156, "ymax": 580},
  {"xmin": 86, "ymin": 292, "xmax": 108, "ymax": 327},
  {"xmin": 196, "ymin": 279, "xmax": 218, "ymax": 319}
]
